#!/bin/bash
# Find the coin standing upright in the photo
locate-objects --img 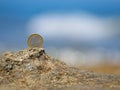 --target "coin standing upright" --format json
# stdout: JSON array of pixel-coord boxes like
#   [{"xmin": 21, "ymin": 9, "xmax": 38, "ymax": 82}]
[{"xmin": 28, "ymin": 34, "xmax": 44, "ymax": 48}]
